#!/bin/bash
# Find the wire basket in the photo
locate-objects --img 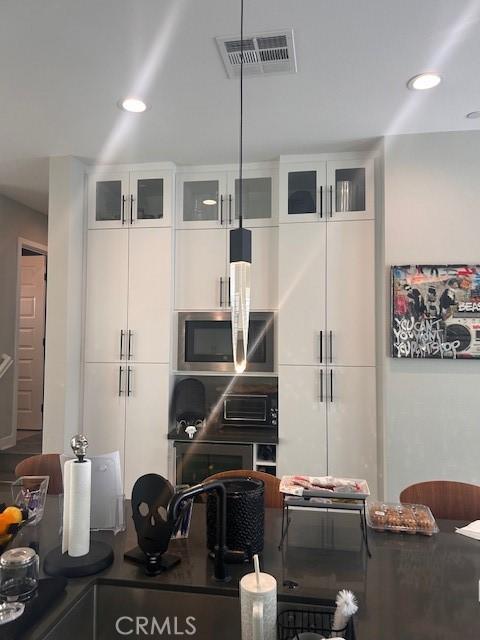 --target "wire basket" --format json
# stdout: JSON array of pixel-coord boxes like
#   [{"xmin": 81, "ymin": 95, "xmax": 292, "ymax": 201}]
[{"xmin": 277, "ymin": 605, "xmax": 356, "ymax": 640}]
